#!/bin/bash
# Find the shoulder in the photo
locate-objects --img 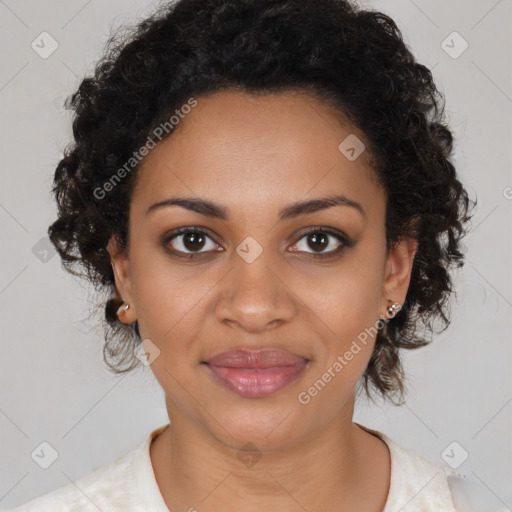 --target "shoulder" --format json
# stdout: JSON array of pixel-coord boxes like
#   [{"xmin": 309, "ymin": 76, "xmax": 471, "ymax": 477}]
[
  {"xmin": 4, "ymin": 424, "xmax": 170, "ymax": 512},
  {"xmin": 447, "ymin": 472, "xmax": 510, "ymax": 512},
  {"xmin": 356, "ymin": 423, "xmax": 493, "ymax": 512},
  {"xmin": 5, "ymin": 448, "xmax": 139, "ymax": 512},
  {"xmin": 384, "ymin": 435, "xmax": 505, "ymax": 511},
  {"xmin": 382, "ymin": 433, "xmax": 463, "ymax": 511}
]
